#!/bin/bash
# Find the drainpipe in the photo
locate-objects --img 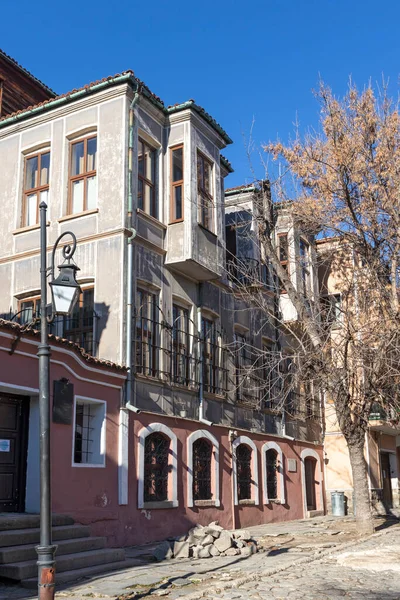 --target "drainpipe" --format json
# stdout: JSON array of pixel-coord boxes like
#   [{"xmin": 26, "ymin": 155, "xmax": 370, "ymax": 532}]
[
  {"xmin": 118, "ymin": 91, "xmax": 139, "ymax": 506},
  {"xmin": 197, "ymin": 285, "xmax": 212, "ymax": 426},
  {"xmin": 125, "ymin": 91, "xmax": 139, "ymax": 412}
]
